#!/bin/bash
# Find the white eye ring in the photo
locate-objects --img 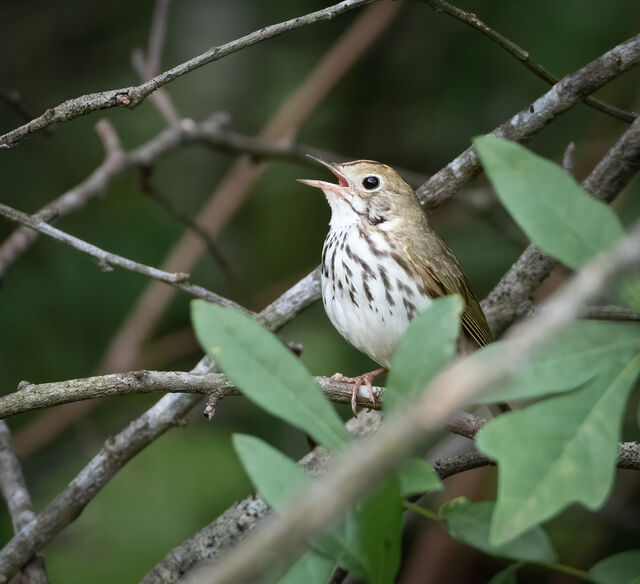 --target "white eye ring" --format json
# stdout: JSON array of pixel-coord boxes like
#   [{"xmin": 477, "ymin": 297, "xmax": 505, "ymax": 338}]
[{"xmin": 362, "ymin": 175, "xmax": 380, "ymax": 190}]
